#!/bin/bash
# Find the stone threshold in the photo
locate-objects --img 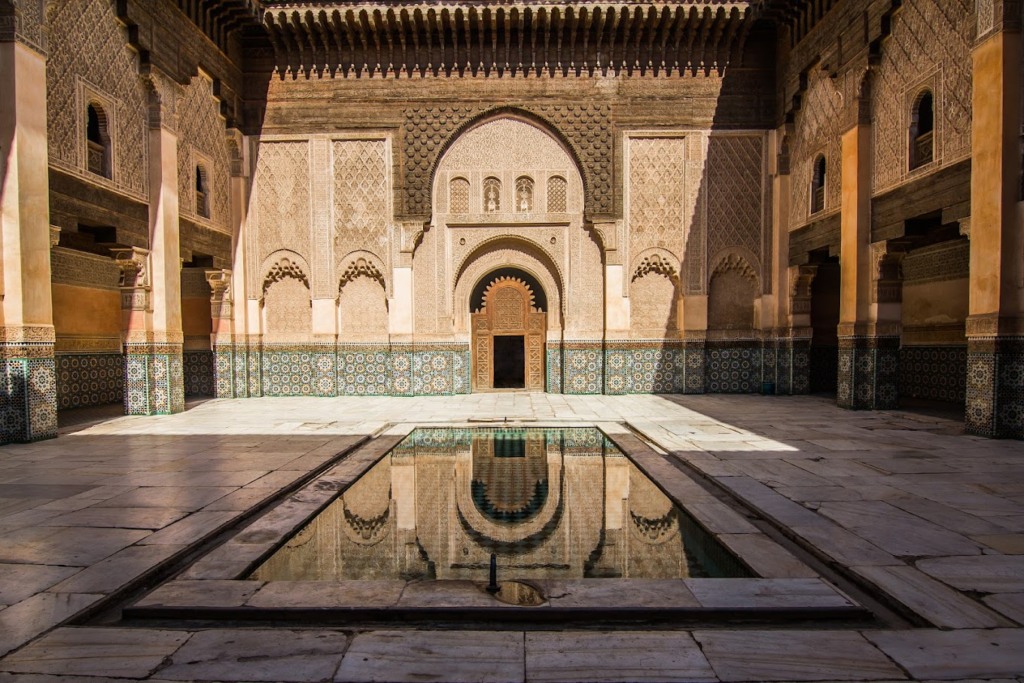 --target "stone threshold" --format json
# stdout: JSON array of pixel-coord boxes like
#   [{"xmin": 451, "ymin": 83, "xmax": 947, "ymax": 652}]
[{"xmin": 125, "ymin": 577, "xmax": 868, "ymax": 625}]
